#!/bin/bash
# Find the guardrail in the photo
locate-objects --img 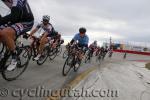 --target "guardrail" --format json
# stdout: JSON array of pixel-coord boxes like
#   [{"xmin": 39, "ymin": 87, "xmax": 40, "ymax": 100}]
[{"xmin": 113, "ymin": 49, "xmax": 150, "ymax": 56}]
